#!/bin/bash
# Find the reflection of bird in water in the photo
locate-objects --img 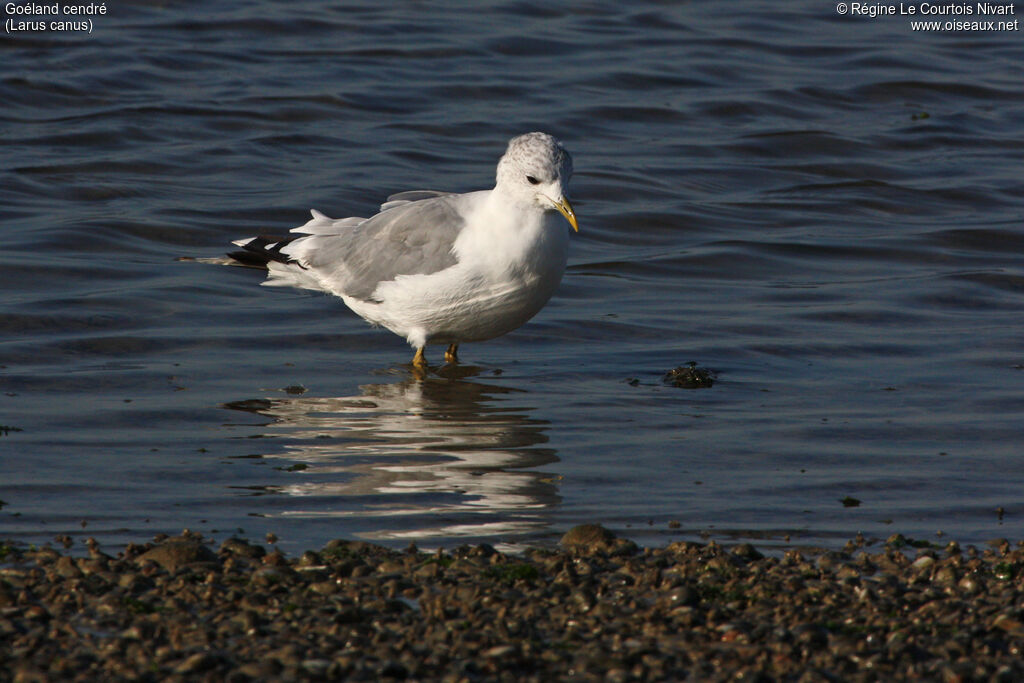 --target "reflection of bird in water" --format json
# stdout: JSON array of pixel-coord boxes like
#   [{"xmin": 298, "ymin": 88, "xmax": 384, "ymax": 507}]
[
  {"xmin": 224, "ymin": 373, "xmax": 561, "ymax": 543},
  {"xmin": 227, "ymin": 133, "xmax": 578, "ymax": 370}
]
